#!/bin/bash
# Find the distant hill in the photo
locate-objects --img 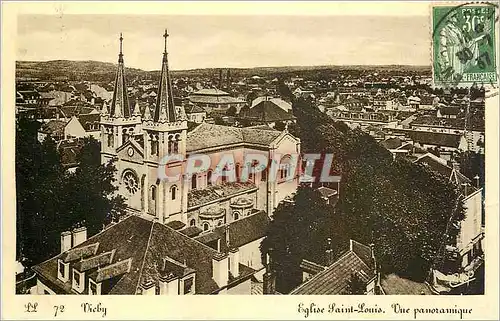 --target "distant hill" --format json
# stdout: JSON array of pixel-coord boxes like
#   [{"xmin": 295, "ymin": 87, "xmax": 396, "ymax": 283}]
[{"xmin": 16, "ymin": 60, "xmax": 431, "ymax": 82}]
